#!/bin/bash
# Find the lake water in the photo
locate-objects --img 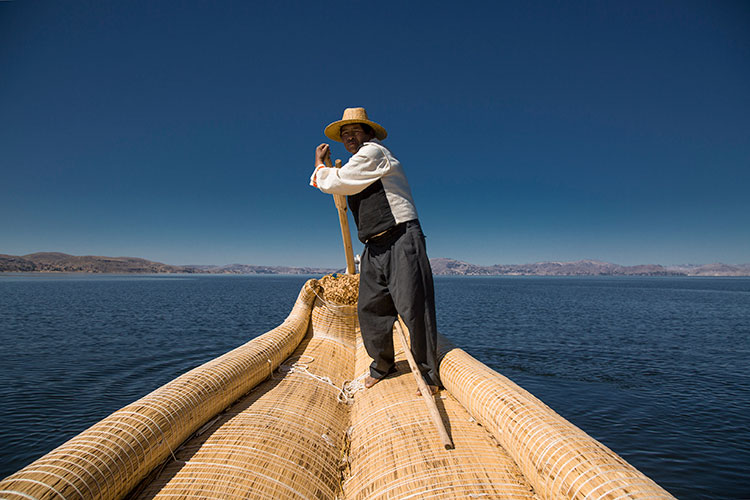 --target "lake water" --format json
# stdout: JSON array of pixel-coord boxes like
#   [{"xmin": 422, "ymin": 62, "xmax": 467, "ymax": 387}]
[{"xmin": 1, "ymin": 274, "xmax": 748, "ymax": 499}]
